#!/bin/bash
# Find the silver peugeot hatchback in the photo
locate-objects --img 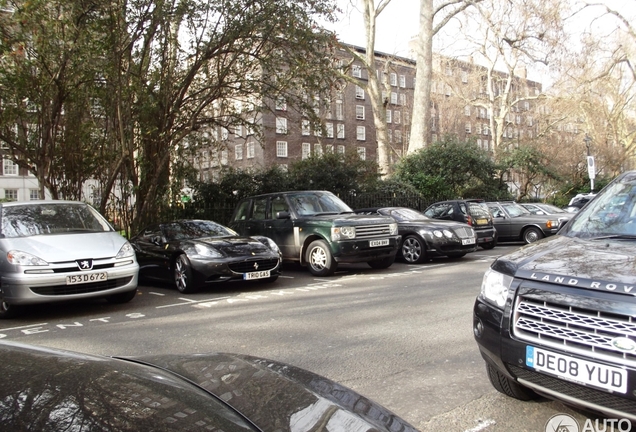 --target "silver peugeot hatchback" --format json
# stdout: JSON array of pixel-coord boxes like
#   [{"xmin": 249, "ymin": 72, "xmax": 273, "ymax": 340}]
[{"xmin": 0, "ymin": 201, "xmax": 139, "ymax": 318}]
